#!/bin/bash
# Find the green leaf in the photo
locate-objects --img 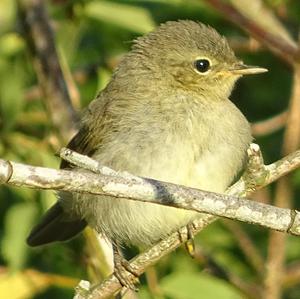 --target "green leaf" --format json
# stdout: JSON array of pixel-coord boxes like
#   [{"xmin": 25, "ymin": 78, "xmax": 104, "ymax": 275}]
[
  {"xmin": 84, "ymin": 1, "xmax": 155, "ymax": 33},
  {"xmin": 196, "ymin": 222, "xmax": 235, "ymax": 248},
  {"xmin": 56, "ymin": 21, "xmax": 82, "ymax": 65},
  {"xmin": 0, "ymin": 61, "xmax": 25, "ymax": 131},
  {"xmin": 161, "ymin": 272, "xmax": 244, "ymax": 299},
  {"xmin": 0, "ymin": 0, "xmax": 16, "ymax": 34},
  {"xmin": 0, "ymin": 33, "xmax": 24, "ymax": 57},
  {"xmin": 138, "ymin": 287, "xmax": 152, "ymax": 299},
  {"xmin": 291, "ymin": 168, "xmax": 300, "ymax": 187},
  {"xmin": 2, "ymin": 202, "xmax": 37, "ymax": 271},
  {"xmin": 97, "ymin": 67, "xmax": 112, "ymax": 93}
]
